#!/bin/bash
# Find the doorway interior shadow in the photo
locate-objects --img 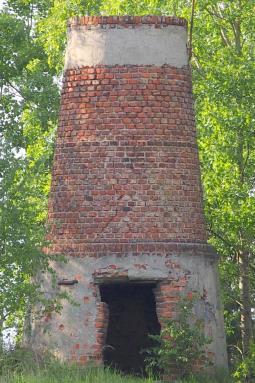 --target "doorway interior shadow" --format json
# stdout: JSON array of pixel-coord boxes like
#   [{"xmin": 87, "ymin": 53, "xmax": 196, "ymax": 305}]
[{"xmin": 100, "ymin": 282, "xmax": 161, "ymax": 376}]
